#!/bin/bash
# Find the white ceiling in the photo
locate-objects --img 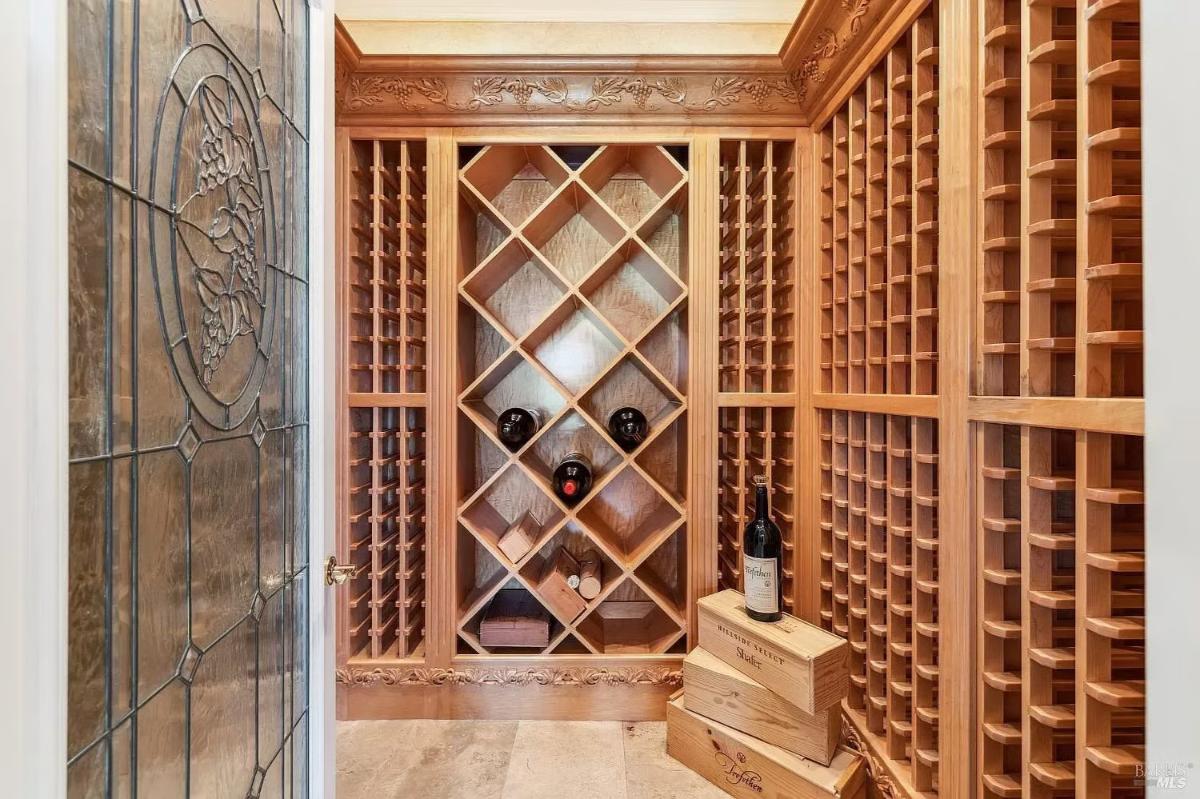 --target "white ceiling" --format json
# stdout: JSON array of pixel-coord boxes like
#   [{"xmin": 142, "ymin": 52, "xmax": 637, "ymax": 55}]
[{"xmin": 336, "ymin": 0, "xmax": 805, "ymax": 24}]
